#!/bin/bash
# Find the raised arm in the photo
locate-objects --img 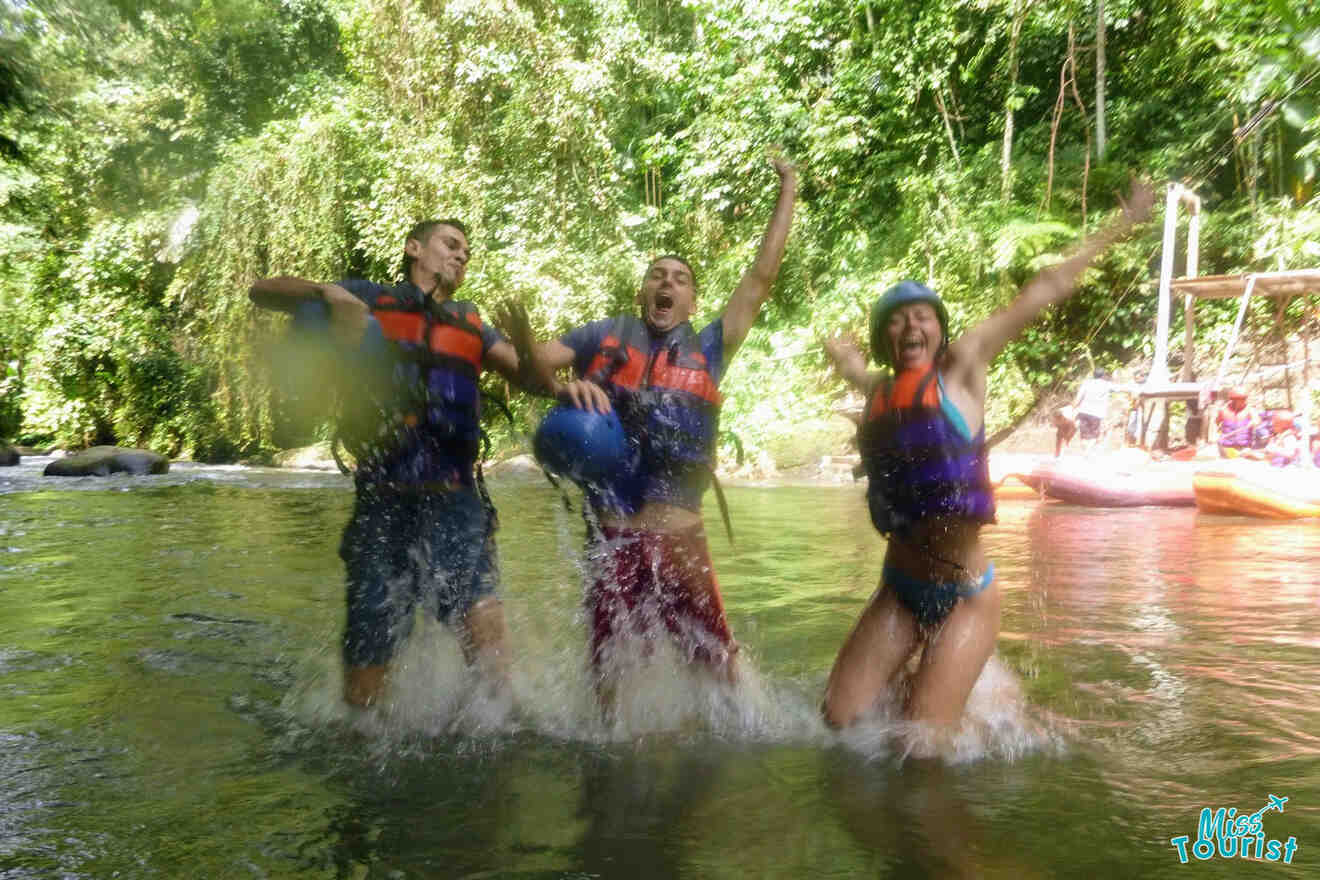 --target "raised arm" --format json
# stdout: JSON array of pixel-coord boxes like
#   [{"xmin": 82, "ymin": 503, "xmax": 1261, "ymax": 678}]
[
  {"xmin": 494, "ymin": 300, "xmax": 612, "ymax": 413},
  {"xmin": 720, "ymin": 158, "xmax": 797, "ymax": 360},
  {"xmin": 822, "ymin": 333, "xmax": 882, "ymax": 395},
  {"xmin": 249, "ymin": 276, "xmax": 322, "ymax": 311},
  {"xmin": 950, "ymin": 180, "xmax": 1155, "ymax": 371},
  {"xmin": 249, "ymin": 276, "xmax": 369, "ymax": 347},
  {"xmin": 481, "ymin": 339, "xmax": 521, "ymax": 385}
]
